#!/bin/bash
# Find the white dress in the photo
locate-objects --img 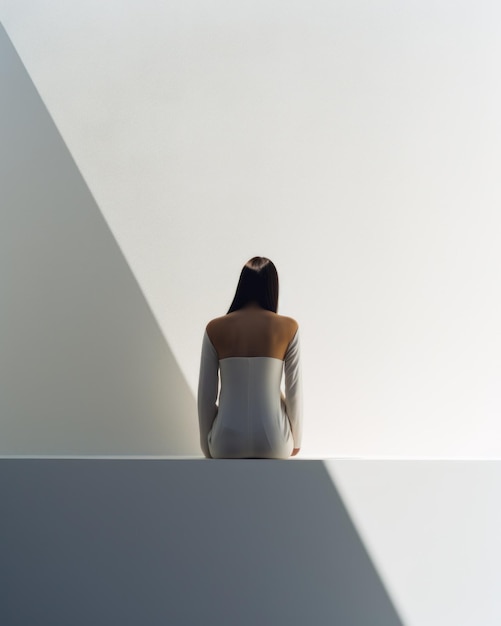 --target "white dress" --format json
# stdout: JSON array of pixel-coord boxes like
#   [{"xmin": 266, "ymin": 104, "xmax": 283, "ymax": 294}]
[{"xmin": 197, "ymin": 329, "xmax": 303, "ymax": 459}]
